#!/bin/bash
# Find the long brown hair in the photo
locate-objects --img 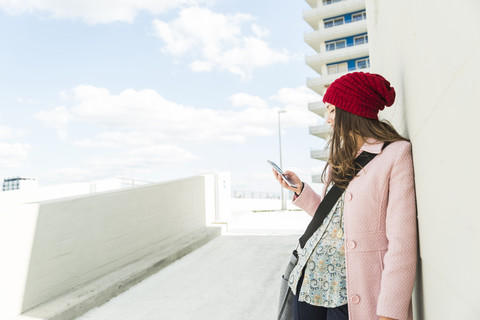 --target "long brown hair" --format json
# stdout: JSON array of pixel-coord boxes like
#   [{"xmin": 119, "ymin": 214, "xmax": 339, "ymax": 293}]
[{"xmin": 321, "ymin": 107, "xmax": 408, "ymax": 189}]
